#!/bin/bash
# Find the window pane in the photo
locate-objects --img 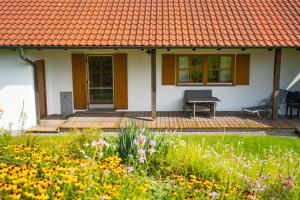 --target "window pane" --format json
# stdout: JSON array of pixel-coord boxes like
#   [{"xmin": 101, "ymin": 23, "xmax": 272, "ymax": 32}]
[
  {"xmin": 220, "ymin": 56, "xmax": 232, "ymax": 69},
  {"xmin": 191, "ymin": 56, "xmax": 204, "ymax": 69},
  {"xmin": 178, "ymin": 56, "xmax": 189, "ymax": 69},
  {"xmin": 208, "ymin": 56, "xmax": 220, "ymax": 70},
  {"xmin": 178, "ymin": 70, "xmax": 189, "ymax": 83},
  {"xmin": 191, "ymin": 70, "xmax": 202, "ymax": 83},
  {"xmin": 208, "ymin": 70, "xmax": 219, "ymax": 82},
  {"xmin": 220, "ymin": 69, "xmax": 231, "ymax": 82}
]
